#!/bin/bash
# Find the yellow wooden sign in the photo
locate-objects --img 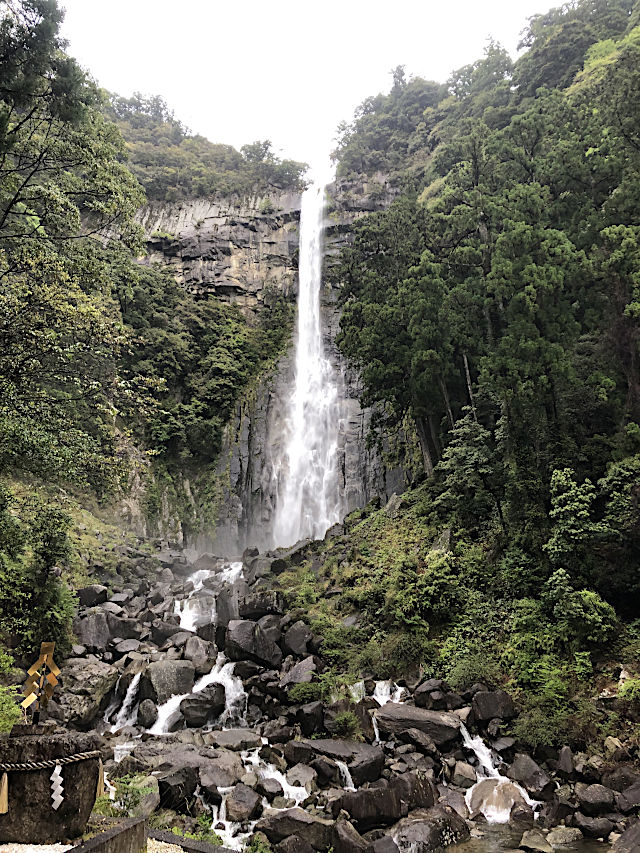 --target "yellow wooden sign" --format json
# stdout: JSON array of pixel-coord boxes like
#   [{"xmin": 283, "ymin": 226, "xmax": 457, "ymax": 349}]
[{"xmin": 21, "ymin": 642, "xmax": 60, "ymax": 713}]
